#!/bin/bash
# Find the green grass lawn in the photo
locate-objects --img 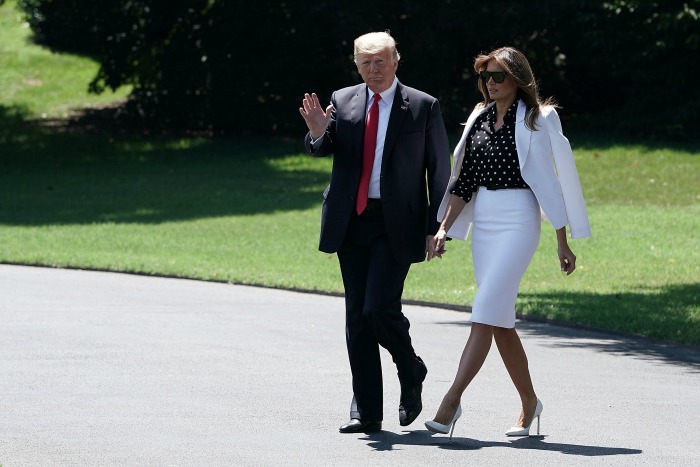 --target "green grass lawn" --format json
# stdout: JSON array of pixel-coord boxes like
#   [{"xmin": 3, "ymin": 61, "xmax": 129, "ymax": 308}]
[
  {"xmin": 1, "ymin": 0, "xmax": 699, "ymax": 346},
  {"xmin": 0, "ymin": 0, "xmax": 130, "ymax": 117}
]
